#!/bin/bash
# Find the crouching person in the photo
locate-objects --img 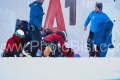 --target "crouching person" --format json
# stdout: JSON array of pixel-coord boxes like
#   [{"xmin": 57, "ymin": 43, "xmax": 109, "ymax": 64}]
[
  {"xmin": 42, "ymin": 29, "xmax": 74, "ymax": 57},
  {"xmin": 2, "ymin": 29, "xmax": 25, "ymax": 57},
  {"xmin": 15, "ymin": 19, "xmax": 32, "ymax": 48}
]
